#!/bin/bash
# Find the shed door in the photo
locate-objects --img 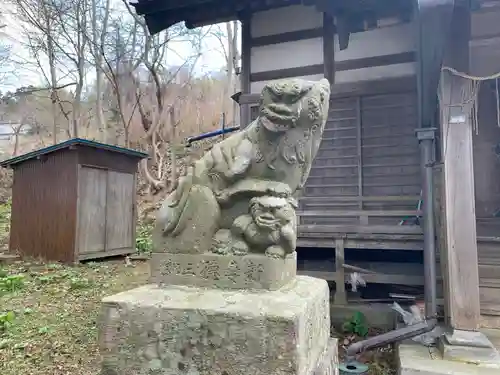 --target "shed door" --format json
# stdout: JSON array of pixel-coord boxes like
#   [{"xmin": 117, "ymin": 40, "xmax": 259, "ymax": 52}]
[
  {"xmin": 77, "ymin": 167, "xmax": 135, "ymax": 254},
  {"xmin": 78, "ymin": 166, "xmax": 107, "ymax": 253},
  {"xmin": 105, "ymin": 171, "xmax": 135, "ymax": 250}
]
